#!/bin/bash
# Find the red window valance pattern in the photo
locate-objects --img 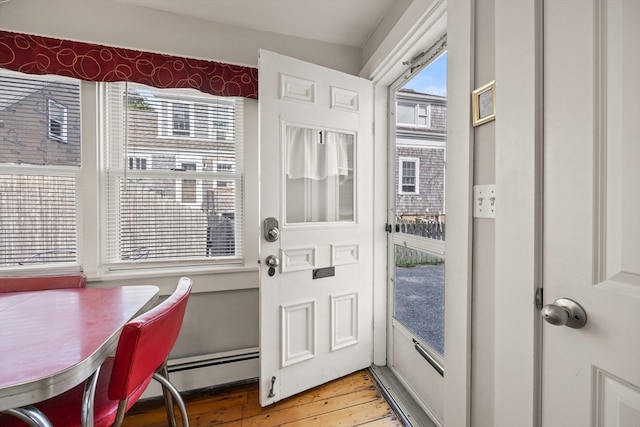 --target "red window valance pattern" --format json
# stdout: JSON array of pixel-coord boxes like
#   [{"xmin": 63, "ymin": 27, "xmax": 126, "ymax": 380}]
[{"xmin": 0, "ymin": 30, "xmax": 258, "ymax": 99}]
